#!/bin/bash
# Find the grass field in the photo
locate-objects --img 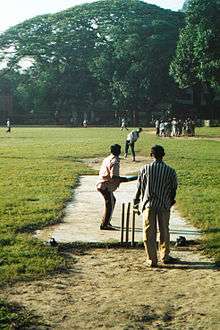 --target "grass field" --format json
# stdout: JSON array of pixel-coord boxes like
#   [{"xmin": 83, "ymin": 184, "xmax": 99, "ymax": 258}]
[
  {"xmin": 196, "ymin": 126, "xmax": 220, "ymax": 137},
  {"xmin": 0, "ymin": 126, "xmax": 219, "ymax": 327},
  {"xmin": 0, "ymin": 127, "xmax": 219, "ymax": 285}
]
